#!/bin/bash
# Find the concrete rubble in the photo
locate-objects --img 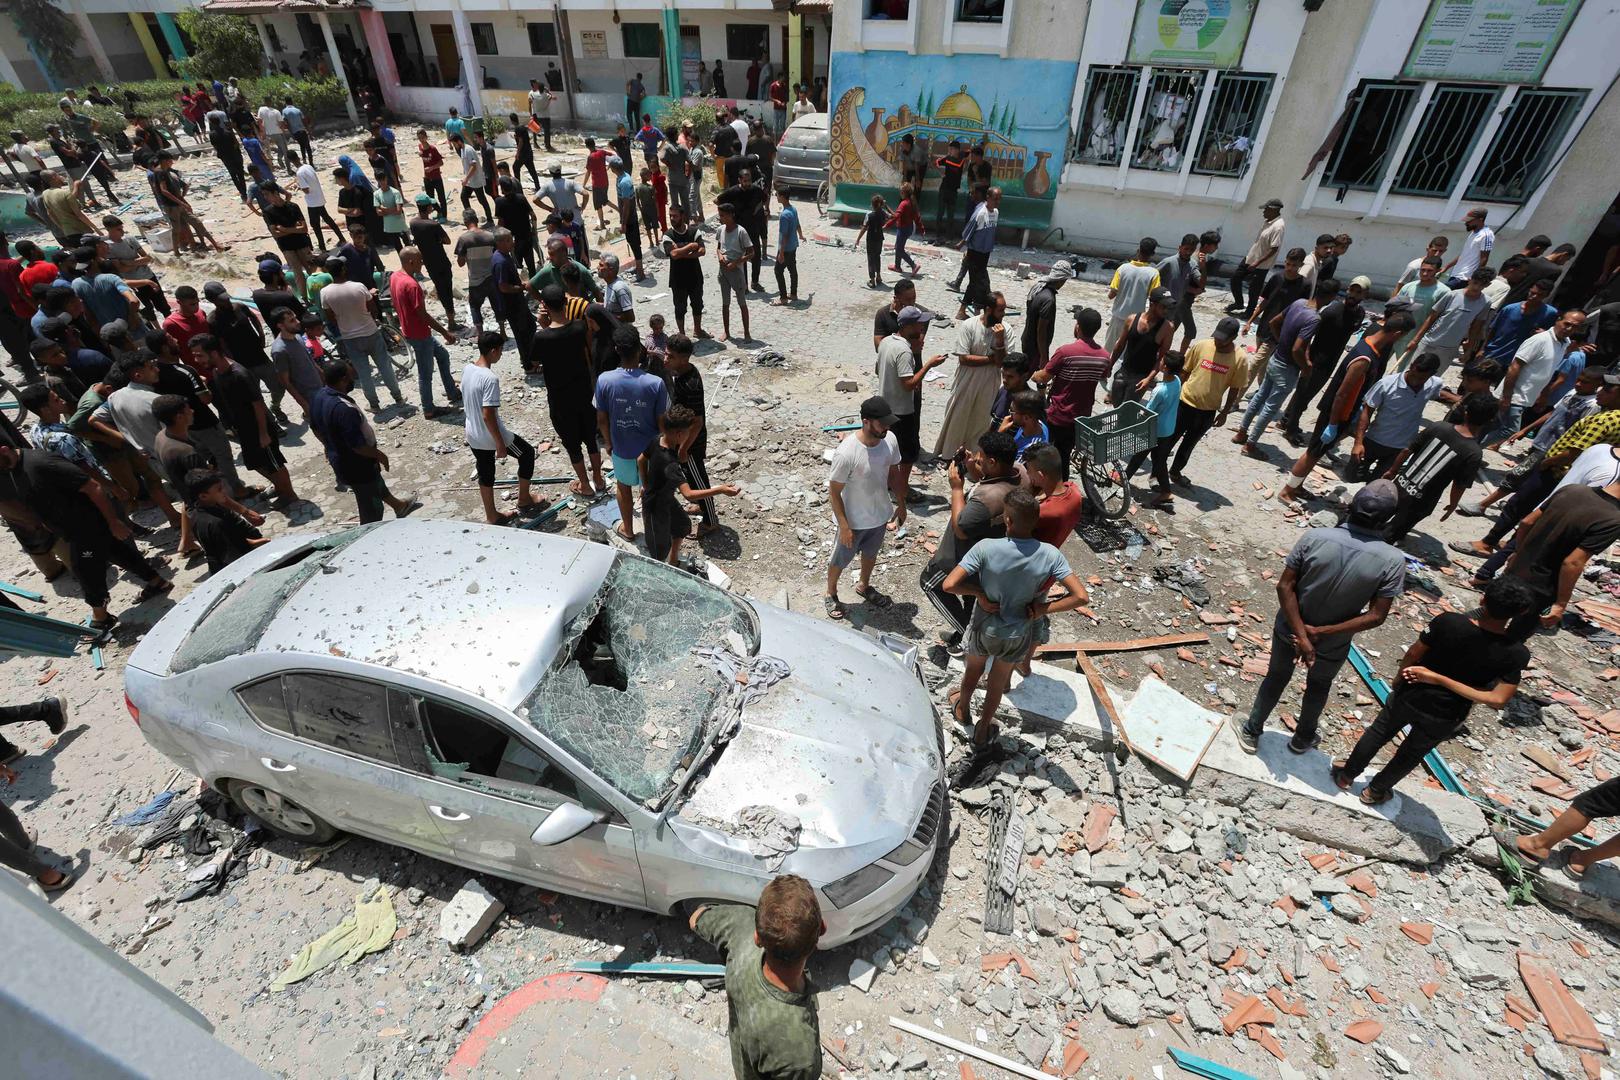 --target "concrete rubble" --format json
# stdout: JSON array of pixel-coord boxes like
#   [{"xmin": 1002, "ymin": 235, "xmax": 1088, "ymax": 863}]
[{"xmin": 439, "ymin": 879, "xmax": 504, "ymax": 951}]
